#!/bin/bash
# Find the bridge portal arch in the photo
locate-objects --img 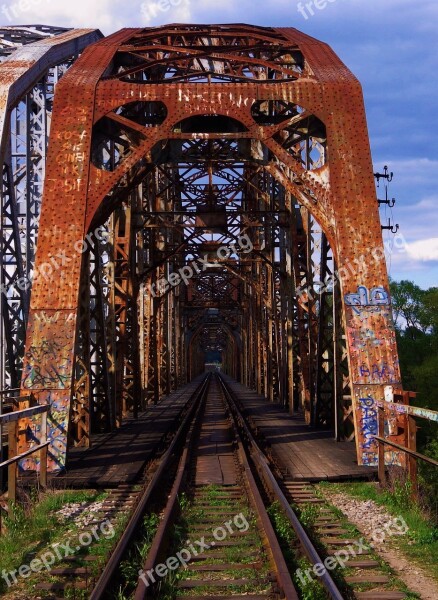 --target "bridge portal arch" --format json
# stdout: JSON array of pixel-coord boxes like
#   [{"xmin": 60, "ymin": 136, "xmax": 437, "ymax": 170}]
[{"xmin": 18, "ymin": 24, "xmax": 401, "ymax": 472}]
